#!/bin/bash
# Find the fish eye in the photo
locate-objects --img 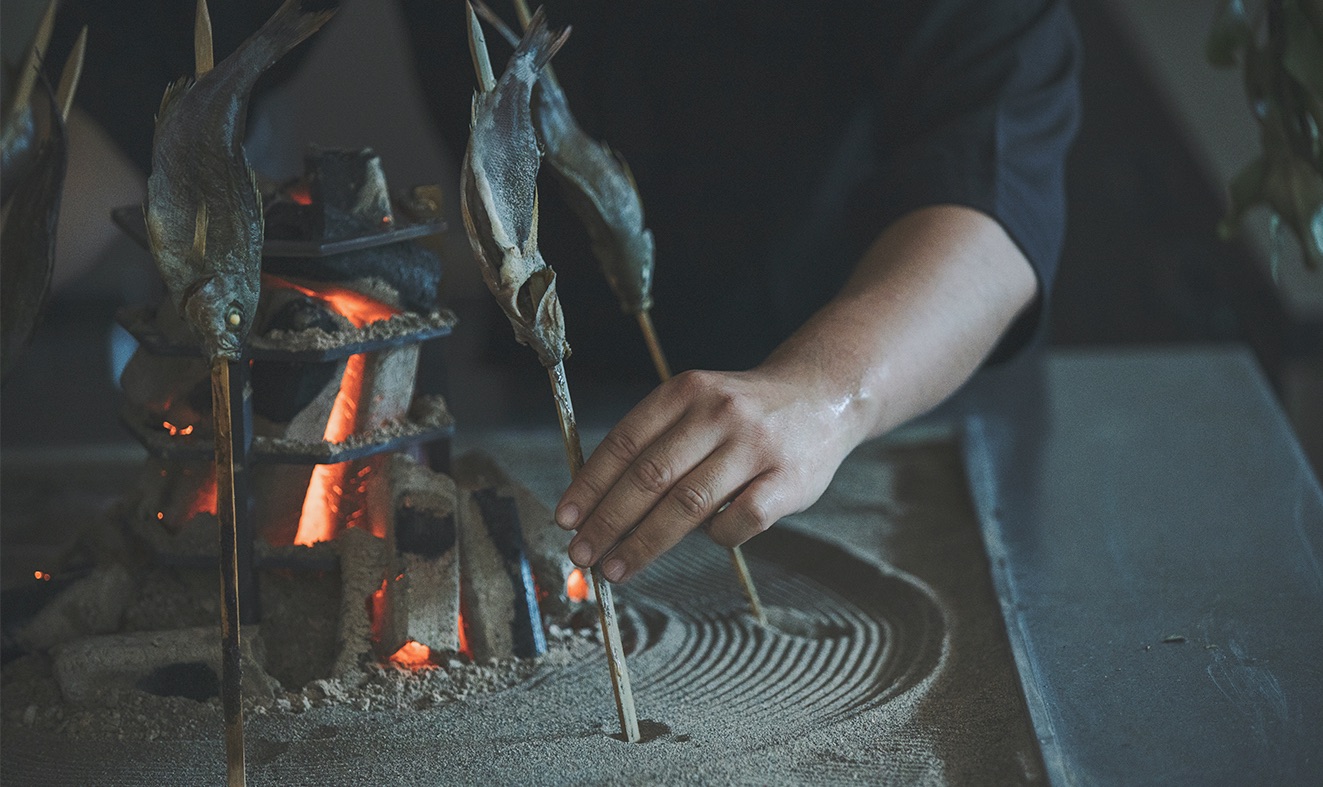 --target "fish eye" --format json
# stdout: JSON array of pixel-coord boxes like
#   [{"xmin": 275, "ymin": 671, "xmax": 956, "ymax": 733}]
[{"xmin": 226, "ymin": 304, "xmax": 243, "ymax": 330}]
